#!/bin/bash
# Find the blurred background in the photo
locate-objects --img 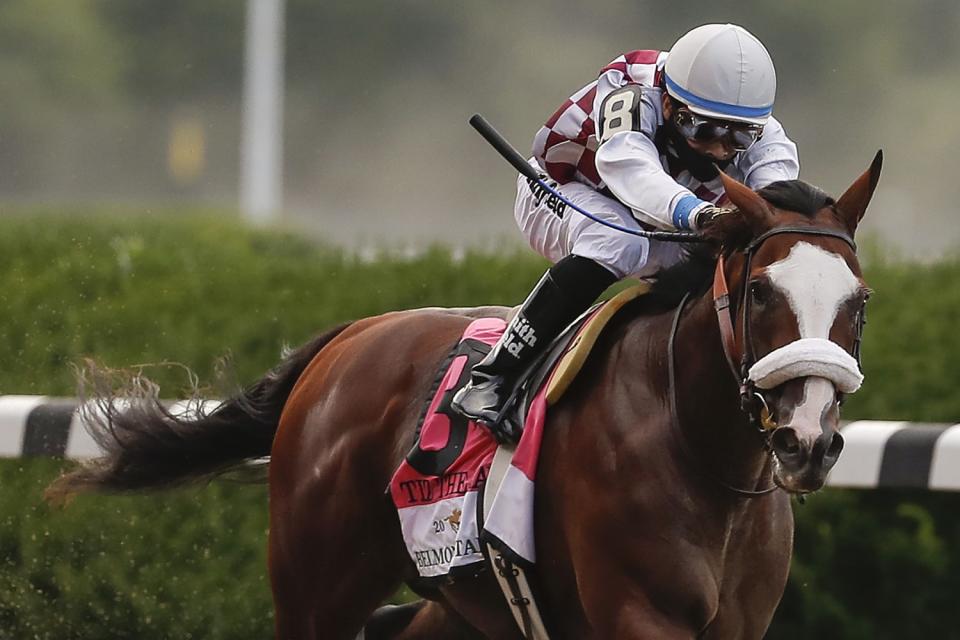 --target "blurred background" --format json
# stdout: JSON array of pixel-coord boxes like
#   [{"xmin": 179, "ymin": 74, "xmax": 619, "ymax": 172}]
[
  {"xmin": 2, "ymin": 0, "xmax": 958, "ymax": 255},
  {"xmin": 1, "ymin": 1, "xmax": 959, "ymax": 639}
]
